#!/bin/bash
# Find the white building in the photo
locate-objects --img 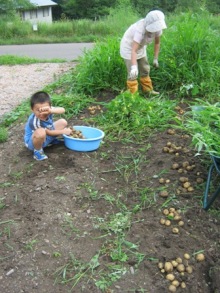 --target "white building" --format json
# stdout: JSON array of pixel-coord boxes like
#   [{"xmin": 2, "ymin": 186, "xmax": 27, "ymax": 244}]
[{"xmin": 20, "ymin": 0, "xmax": 57, "ymax": 24}]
